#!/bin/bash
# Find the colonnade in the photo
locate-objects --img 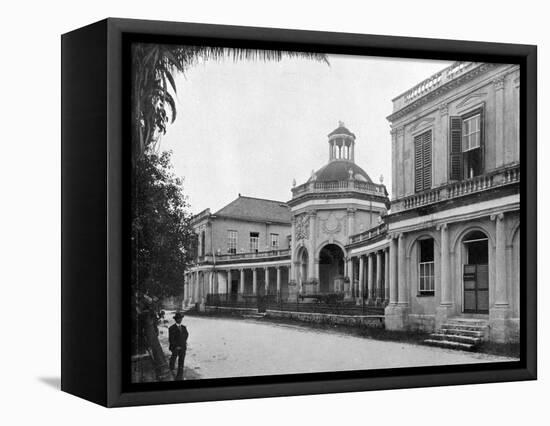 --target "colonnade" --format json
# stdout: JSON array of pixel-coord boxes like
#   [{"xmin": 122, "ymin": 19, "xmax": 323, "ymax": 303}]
[
  {"xmin": 348, "ymin": 246, "xmax": 390, "ymax": 305},
  {"xmin": 184, "ymin": 264, "xmax": 290, "ymax": 305}
]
